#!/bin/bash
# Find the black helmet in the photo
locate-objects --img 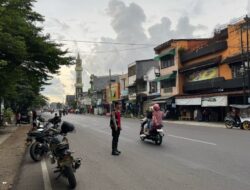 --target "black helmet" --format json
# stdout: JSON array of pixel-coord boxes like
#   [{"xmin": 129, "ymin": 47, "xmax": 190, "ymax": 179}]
[{"xmin": 61, "ymin": 121, "xmax": 75, "ymax": 134}]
